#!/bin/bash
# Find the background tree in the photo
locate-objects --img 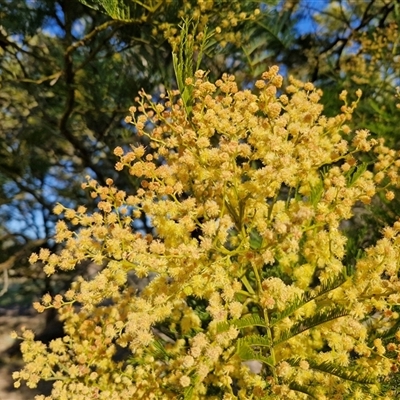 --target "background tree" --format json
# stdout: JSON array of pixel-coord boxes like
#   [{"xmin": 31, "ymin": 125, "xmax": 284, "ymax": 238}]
[
  {"xmin": 280, "ymin": 1, "xmax": 400, "ymax": 250},
  {"xmin": 0, "ymin": 0, "xmax": 163, "ymax": 304}
]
